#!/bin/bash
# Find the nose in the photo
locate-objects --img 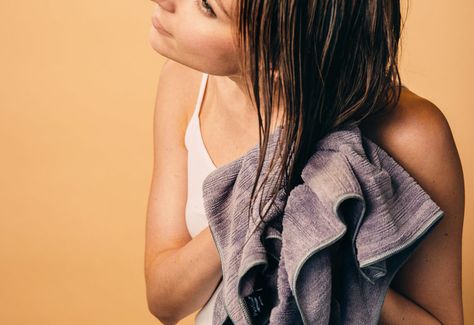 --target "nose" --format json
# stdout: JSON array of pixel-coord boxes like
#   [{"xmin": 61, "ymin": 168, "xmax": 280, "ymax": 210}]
[{"xmin": 150, "ymin": 0, "xmax": 175, "ymax": 13}]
